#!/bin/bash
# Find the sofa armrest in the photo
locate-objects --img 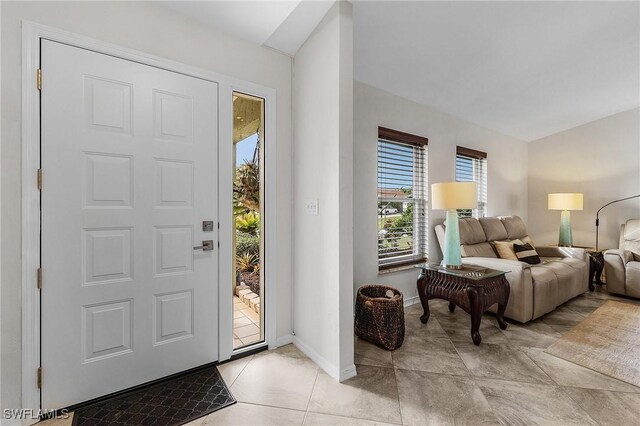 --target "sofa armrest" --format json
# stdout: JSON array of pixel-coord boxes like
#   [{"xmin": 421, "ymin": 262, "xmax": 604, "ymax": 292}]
[
  {"xmin": 537, "ymin": 246, "xmax": 587, "ymax": 261},
  {"xmin": 604, "ymin": 249, "xmax": 632, "ymax": 266},
  {"xmin": 604, "ymin": 249, "xmax": 632, "ymax": 295}
]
